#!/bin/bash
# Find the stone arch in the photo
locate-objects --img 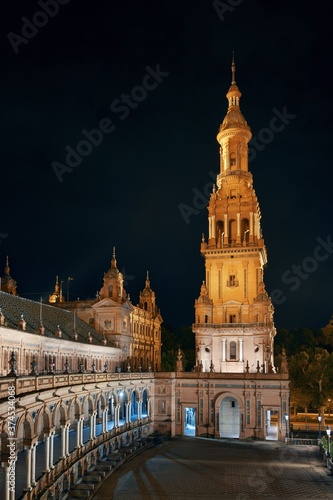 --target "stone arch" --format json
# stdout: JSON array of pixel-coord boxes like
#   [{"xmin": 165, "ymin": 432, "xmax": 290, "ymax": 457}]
[
  {"xmin": 241, "ymin": 218, "xmax": 249, "ymax": 241},
  {"xmin": 131, "ymin": 390, "xmax": 139, "ymax": 420},
  {"xmin": 215, "ymin": 392, "xmax": 244, "ymax": 439},
  {"xmin": 35, "ymin": 407, "xmax": 52, "ymax": 442},
  {"xmin": 16, "ymin": 414, "xmax": 35, "ymax": 448},
  {"xmin": 53, "ymin": 401, "xmax": 68, "ymax": 428},
  {"xmin": 228, "ymin": 219, "xmax": 236, "ymax": 244},
  {"xmin": 68, "ymin": 397, "xmax": 81, "ymax": 421},
  {"xmin": 95, "ymin": 391, "xmax": 107, "ymax": 410},
  {"xmin": 116, "ymin": 389, "xmax": 127, "ymax": 421},
  {"xmin": 82, "ymin": 395, "xmax": 95, "ymax": 422},
  {"xmin": 142, "ymin": 388, "xmax": 149, "ymax": 417}
]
